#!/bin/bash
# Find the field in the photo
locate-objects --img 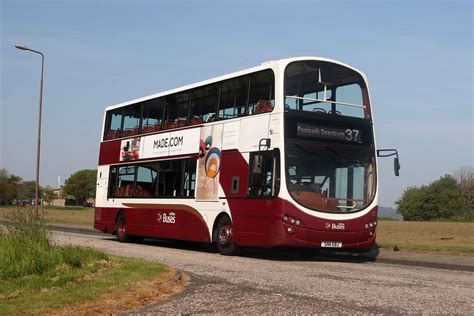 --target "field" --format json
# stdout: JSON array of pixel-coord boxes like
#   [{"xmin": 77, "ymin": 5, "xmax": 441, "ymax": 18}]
[
  {"xmin": 0, "ymin": 206, "xmax": 94, "ymax": 226},
  {"xmin": 376, "ymin": 220, "xmax": 474, "ymax": 253},
  {"xmin": 1, "ymin": 206, "xmax": 473, "ymax": 254}
]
